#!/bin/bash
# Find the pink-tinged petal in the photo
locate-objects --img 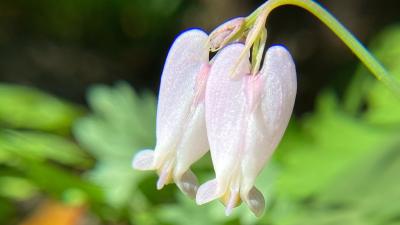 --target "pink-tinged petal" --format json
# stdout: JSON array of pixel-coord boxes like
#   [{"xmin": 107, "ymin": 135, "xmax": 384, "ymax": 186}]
[
  {"xmin": 241, "ymin": 45, "xmax": 297, "ymax": 184},
  {"xmin": 205, "ymin": 44, "xmax": 250, "ymax": 178},
  {"xmin": 260, "ymin": 45, "xmax": 297, "ymax": 139},
  {"xmin": 240, "ymin": 45, "xmax": 296, "ymax": 215},
  {"xmin": 197, "ymin": 43, "xmax": 250, "ymax": 205}
]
